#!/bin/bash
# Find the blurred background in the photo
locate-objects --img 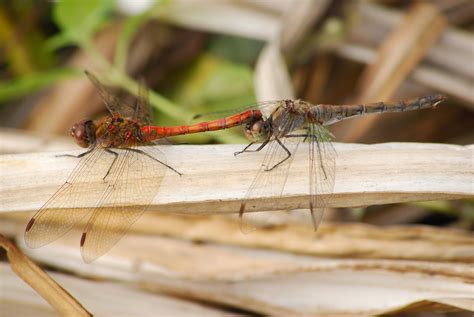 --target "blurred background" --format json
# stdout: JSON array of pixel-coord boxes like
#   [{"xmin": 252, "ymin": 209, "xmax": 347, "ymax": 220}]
[{"xmin": 1, "ymin": 0, "xmax": 472, "ymax": 229}]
